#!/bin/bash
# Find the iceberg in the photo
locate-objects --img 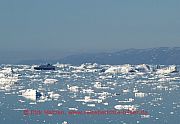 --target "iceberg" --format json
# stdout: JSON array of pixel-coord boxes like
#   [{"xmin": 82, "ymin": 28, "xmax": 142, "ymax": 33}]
[
  {"xmin": 21, "ymin": 89, "xmax": 42, "ymax": 101},
  {"xmin": 156, "ymin": 65, "xmax": 178, "ymax": 74},
  {"xmin": 44, "ymin": 79, "xmax": 58, "ymax": 84},
  {"xmin": 135, "ymin": 64, "xmax": 151, "ymax": 72},
  {"xmin": 0, "ymin": 67, "xmax": 19, "ymax": 90},
  {"xmin": 114, "ymin": 105, "xmax": 137, "ymax": 111},
  {"xmin": 67, "ymin": 85, "xmax": 79, "ymax": 92},
  {"xmin": 47, "ymin": 92, "xmax": 60, "ymax": 100},
  {"xmin": 76, "ymin": 96, "xmax": 102, "ymax": 103},
  {"xmin": 105, "ymin": 64, "xmax": 136, "ymax": 74},
  {"xmin": 135, "ymin": 92, "xmax": 146, "ymax": 98}
]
